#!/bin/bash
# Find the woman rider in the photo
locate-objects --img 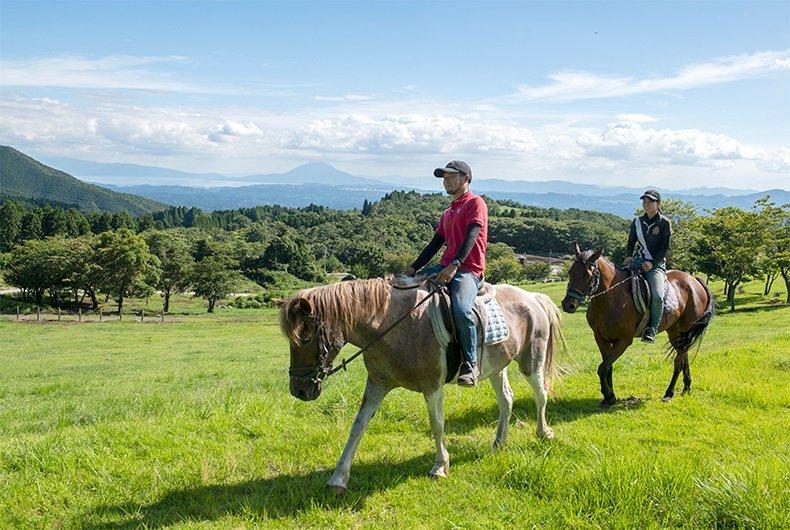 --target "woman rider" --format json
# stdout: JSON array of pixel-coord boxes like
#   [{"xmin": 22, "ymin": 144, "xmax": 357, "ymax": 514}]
[{"xmin": 625, "ymin": 189, "xmax": 672, "ymax": 343}]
